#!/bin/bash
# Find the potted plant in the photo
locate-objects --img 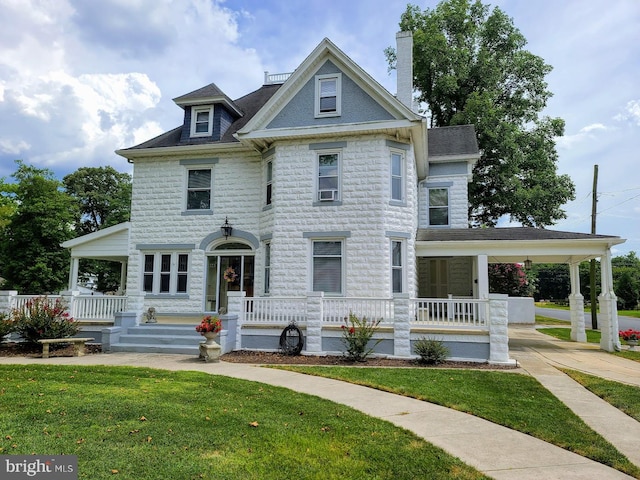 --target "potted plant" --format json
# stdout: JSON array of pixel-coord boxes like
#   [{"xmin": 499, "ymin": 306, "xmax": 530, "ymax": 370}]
[
  {"xmin": 196, "ymin": 315, "xmax": 222, "ymax": 345},
  {"xmin": 619, "ymin": 329, "xmax": 640, "ymax": 350}
]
